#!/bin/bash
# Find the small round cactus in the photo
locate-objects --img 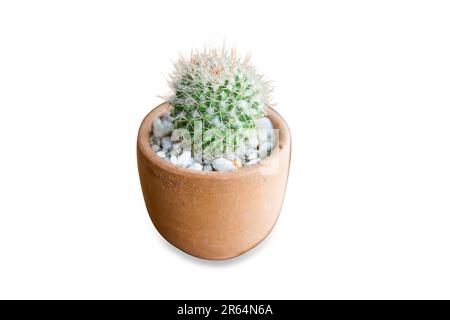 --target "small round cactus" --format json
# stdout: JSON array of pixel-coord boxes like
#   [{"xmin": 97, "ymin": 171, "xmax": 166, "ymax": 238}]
[{"xmin": 167, "ymin": 48, "xmax": 272, "ymax": 162}]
